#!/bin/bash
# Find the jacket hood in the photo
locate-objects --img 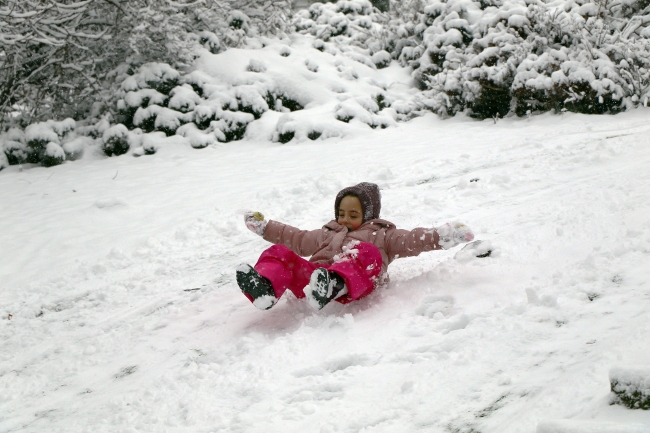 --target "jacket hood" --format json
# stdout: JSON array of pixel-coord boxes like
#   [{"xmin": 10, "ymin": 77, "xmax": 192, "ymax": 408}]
[{"xmin": 334, "ymin": 182, "xmax": 381, "ymax": 223}]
